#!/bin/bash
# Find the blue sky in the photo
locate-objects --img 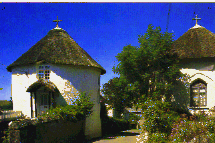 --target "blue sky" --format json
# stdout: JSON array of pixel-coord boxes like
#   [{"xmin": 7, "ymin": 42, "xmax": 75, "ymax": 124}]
[{"xmin": 0, "ymin": 3, "xmax": 215, "ymax": 100}]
